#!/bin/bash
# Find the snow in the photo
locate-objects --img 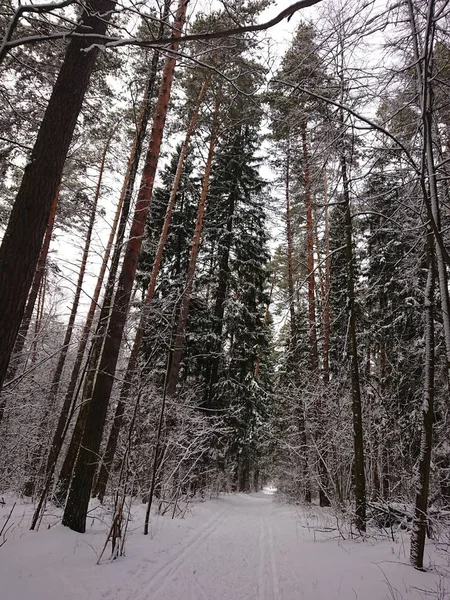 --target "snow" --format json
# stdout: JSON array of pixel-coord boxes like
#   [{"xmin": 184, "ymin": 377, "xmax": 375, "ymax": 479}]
[{"xmin": 1, "ymin": 492, "xmax": 449, "ymax": 600}]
